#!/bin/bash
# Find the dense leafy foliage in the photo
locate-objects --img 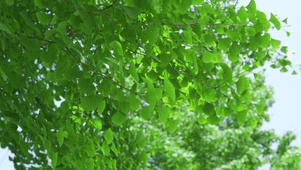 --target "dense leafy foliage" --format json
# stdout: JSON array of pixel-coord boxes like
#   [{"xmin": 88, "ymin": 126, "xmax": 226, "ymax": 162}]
[{"xmin": 0, "ymin": 0, "xmax": 300, "ymax": 169}]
